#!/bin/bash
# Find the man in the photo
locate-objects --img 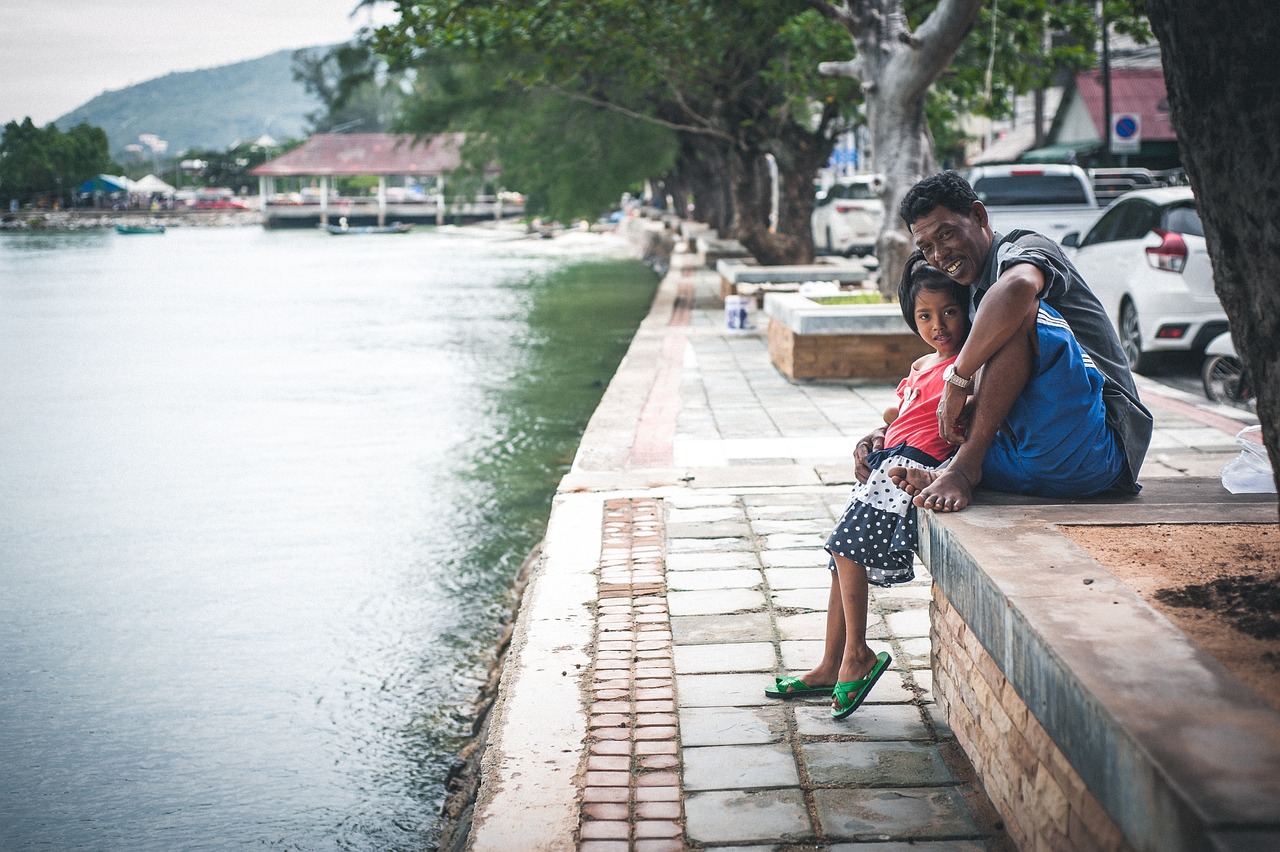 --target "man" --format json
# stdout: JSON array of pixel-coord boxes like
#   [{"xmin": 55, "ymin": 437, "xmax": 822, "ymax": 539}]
[{"xmin": 863, "ymin": 170, "xmax": 1152, "ymax": 511}]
